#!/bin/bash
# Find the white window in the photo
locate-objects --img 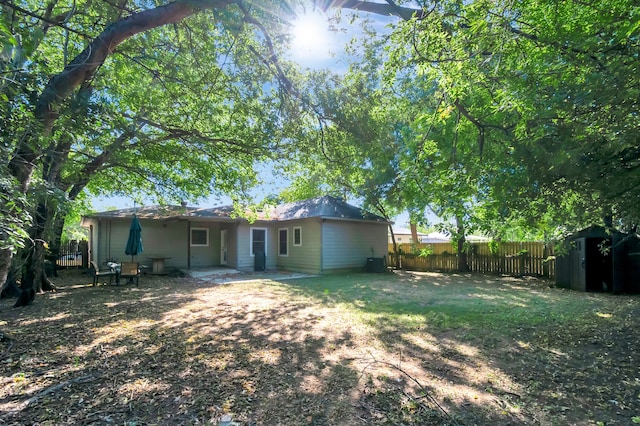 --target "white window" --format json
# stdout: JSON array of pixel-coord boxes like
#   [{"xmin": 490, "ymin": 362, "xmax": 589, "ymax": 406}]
[
  {"xmin": 293, "ymin": 226, "xmax": 302, "ymax": 246},
  {"xmin": 250, "ymin": 227, "xmax": 267, "ymax": 256},
  {"xmin": 191, "ymin": 228, "xmax": 209, "ymax": 246},
  {"xmin": 279, "ymin": 228, "xmax": 288, "ymax": 256}
]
